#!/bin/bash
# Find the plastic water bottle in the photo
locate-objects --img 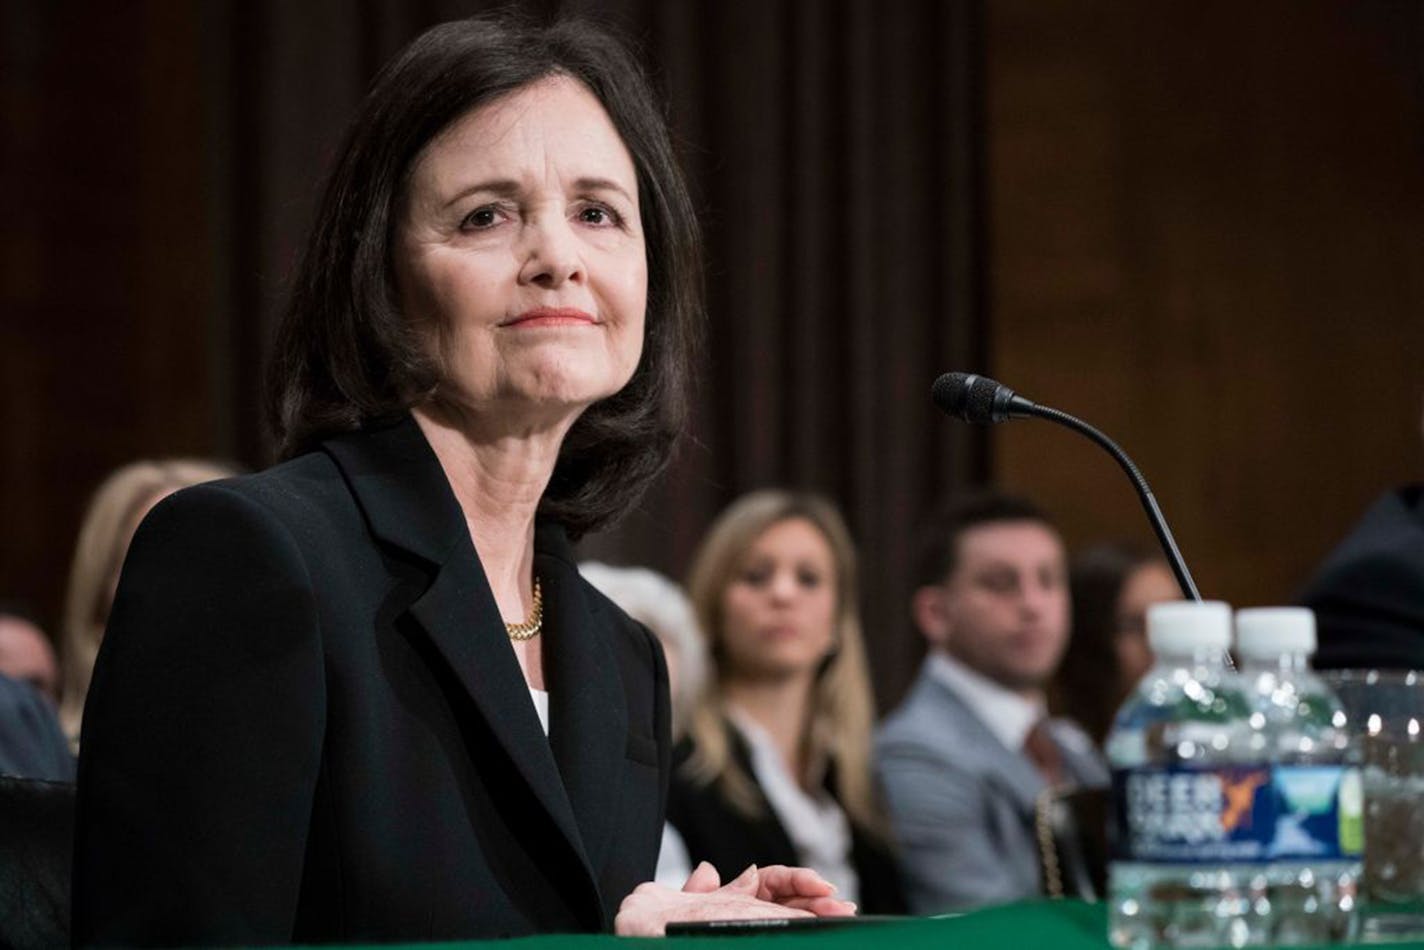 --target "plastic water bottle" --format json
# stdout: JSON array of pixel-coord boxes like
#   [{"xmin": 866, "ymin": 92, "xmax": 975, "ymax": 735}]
[
  {"xmin": 1107, "ymin": 601, "xmax": 1269, "ymax": 949},
  {"xmin": 1236, "ymin": 607, "xmax": 1361, "ymax": 945}
]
